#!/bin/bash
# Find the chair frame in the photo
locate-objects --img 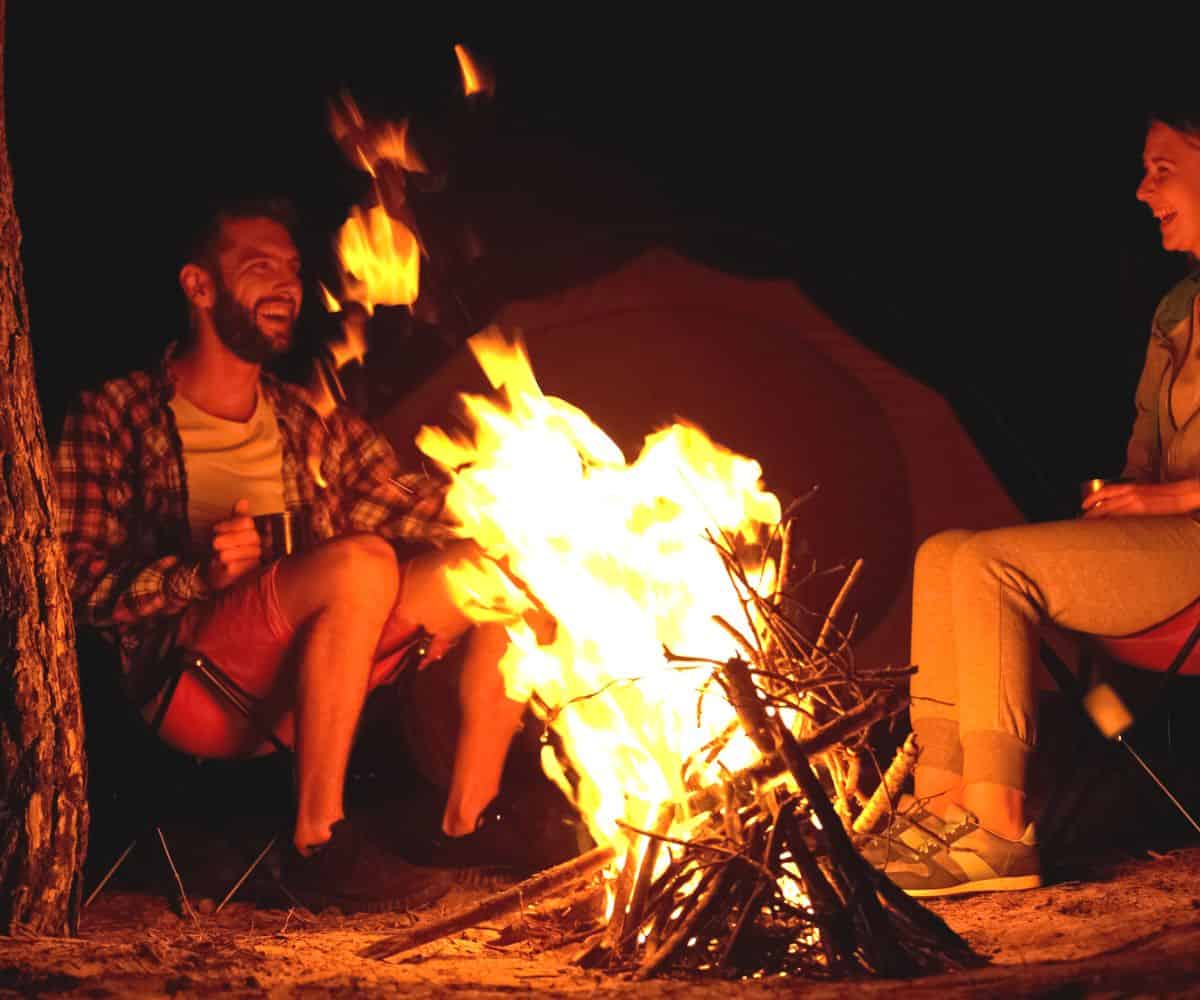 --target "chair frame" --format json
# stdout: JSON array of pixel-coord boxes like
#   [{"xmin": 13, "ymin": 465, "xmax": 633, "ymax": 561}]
[{"xmin": 83, "ymin": 629, "xmax": 431, "ymax": 910}]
